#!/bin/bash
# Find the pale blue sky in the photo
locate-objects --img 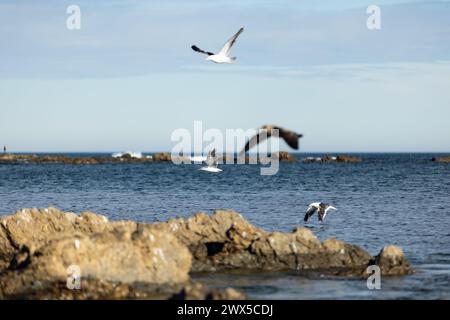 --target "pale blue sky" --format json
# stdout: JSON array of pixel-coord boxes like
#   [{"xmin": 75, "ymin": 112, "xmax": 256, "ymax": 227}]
[{"xmin": 0, "ymin": 0, "xmax": 449, "ymax": 152}]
